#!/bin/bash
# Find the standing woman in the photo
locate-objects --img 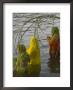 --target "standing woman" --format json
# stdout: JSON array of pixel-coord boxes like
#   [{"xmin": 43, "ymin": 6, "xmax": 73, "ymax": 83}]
[{"xmin": 47, "ymin": 27, "xmax": 60, "ymax": 60}]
